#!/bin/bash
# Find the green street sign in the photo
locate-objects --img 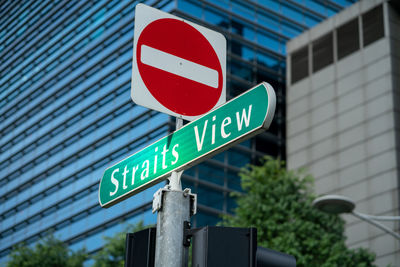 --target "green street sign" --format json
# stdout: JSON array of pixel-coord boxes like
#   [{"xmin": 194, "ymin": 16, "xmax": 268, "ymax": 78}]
[{"xmin": 99, "ymin": 82, "xmax": 276, "ymax": 208}]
